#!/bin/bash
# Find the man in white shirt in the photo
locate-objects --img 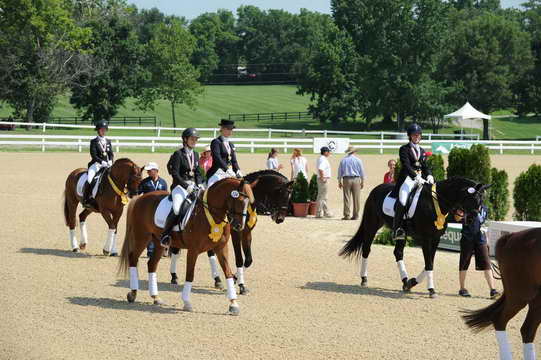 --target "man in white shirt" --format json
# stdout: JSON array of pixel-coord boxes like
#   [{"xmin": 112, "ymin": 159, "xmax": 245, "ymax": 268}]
[{"xmin": 316, "ymin": 146, "xmax": 333, "ymax": 218}]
